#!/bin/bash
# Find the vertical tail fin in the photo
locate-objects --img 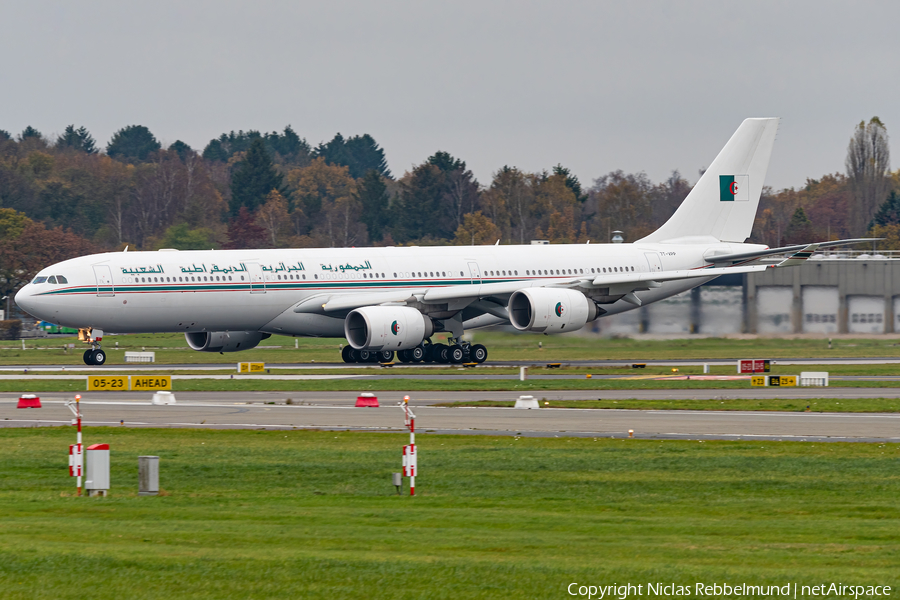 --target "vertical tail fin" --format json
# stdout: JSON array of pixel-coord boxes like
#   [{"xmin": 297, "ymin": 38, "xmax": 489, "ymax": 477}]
[{"xmin": 638, "ymin": 117, "xmax": 779, "ymax": 243}]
